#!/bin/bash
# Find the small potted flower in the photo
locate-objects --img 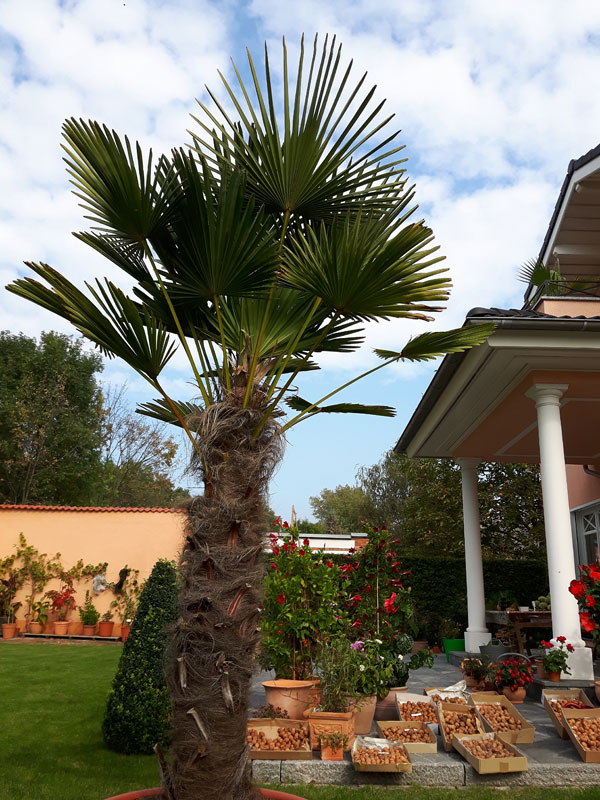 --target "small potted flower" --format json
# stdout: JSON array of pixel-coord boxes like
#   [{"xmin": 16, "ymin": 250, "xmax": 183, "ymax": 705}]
[
  {"xmin": 352, "ymin": 638, "xmax": 395, "ymax": 734},
  {"xmin": 493, "ymin": 658, "xmax": 534, "ymax": 703},
  {"xmin": 29, "ymin": 600, "xmax": 50, "ymax": 634},
  {"xmin": 98, "ymin": 610, "xmax": 115, "ymax": 637},
  {"xmin": 319, "ymin": 730, "xmax": 348, "ymax": 761},
  {"xmin": 79, "ymin": 591, "xmax": 100, "ymax": 635},
  {"xmin": 540, "ymin": 636, "xmax": 574, "ymax": 682},
  {"xmin": 45, "ymin": 580, "xmax": 77, "ymax": 634},
  {"xmin": 460, "ymin": 656, "xmax": 488, "ymax": 688}
]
